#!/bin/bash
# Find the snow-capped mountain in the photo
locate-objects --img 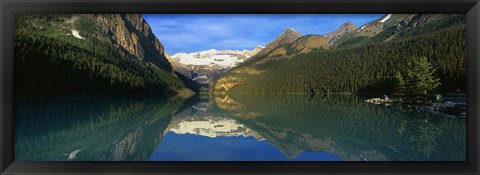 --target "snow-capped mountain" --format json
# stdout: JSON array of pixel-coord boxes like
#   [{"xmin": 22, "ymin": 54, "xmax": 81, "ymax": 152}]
[
  {"xmin": 171, "ymin": 46, "xmax": 263, "ymax": 69},
  {"xmin": 169, "ymin": 46, "xmax": 264, "ymax": 85}
]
